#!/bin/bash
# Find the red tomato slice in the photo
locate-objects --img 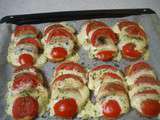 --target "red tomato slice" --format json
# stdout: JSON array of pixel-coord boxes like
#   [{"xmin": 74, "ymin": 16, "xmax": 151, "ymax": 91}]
[
  {"xmin": 102, "ymin": 72, "xmax": 122, "ymax": 81},
  {"xmin": 127, "ymin": 61, "xmax": 152, "ymax": 76},
  {"xmin": 14, "ymin": 64, "xmax": 36, "ymax": 73},
  {"xmin": 90, "ymin": 27, "xmax": 118, "ymax": 46},
  {"xmin": 92, "ymin": 65, "xmax": 118, "ymax": 72},
  {"xmin": 135, "ymin": 76, "xmax": 160, "ymax": 85},
  {"xmin": 54, "ymin": 98, "xmax": 78, "ymax": 118},
  {"xmin": 141, "ymin": 99, "xmax": 160, "ymax": 117},
  {"xmin": 46, "ymin": 28, "xmax": 73, "ymax": 43},
  {"xmin": 135, "ymin": 89, "xmax": 159, "ymax": 96},
  {"xmin": 122, "ymin": 43, "xmax": 142, "ymax": 59},
  {"xmin": 125, "ymin": 25, "xmax": 147, "ymax": 40},
  {"xmin": 53, "ymin": 74, "xmax": 84, "ymax": 84},
  {"xmin": 96, "ymin": 50, "xmax": 115, "ymax": 61},
  {"xmin": 19, "ymin": 54, "xmax": 34, "ymax": 66},
  {"xmin": 103, "ymin": 100, "xmax": 121, "ymax": 118},
  {"xmin": 12, "ymin": 73, "xmax": 42, "ymax": 90},
  {"xmin": 17, "ymin": 38, "xmax": 42, "ymax": 49},
  {"xmin": 44, "ymin": 24, "xmax": 64, "ymax": 35},
  {"xmin": 55, "ymin": 62, "xmax": 86, "ymax": 76},
  {"xmin": 86, "ymin": 21, "xmax": 107, "ymax": 35},
  {"xmin": 51, "ymin": 47, "xmax": 68, "ymax": 60},
  {"xmin": 15, "ymin": 25, "xmax": 37, "ymax": 37},
  {"xmin": 102, "ymin": 82, "xmax": 126, "ymax": 93},
  {"xmin": 118, "ymin": 20, "xmax": 139, "ymax": 30},
  {"xmin": 12, "ymin": 96, "xmax": 39, "ymax": 119}
]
